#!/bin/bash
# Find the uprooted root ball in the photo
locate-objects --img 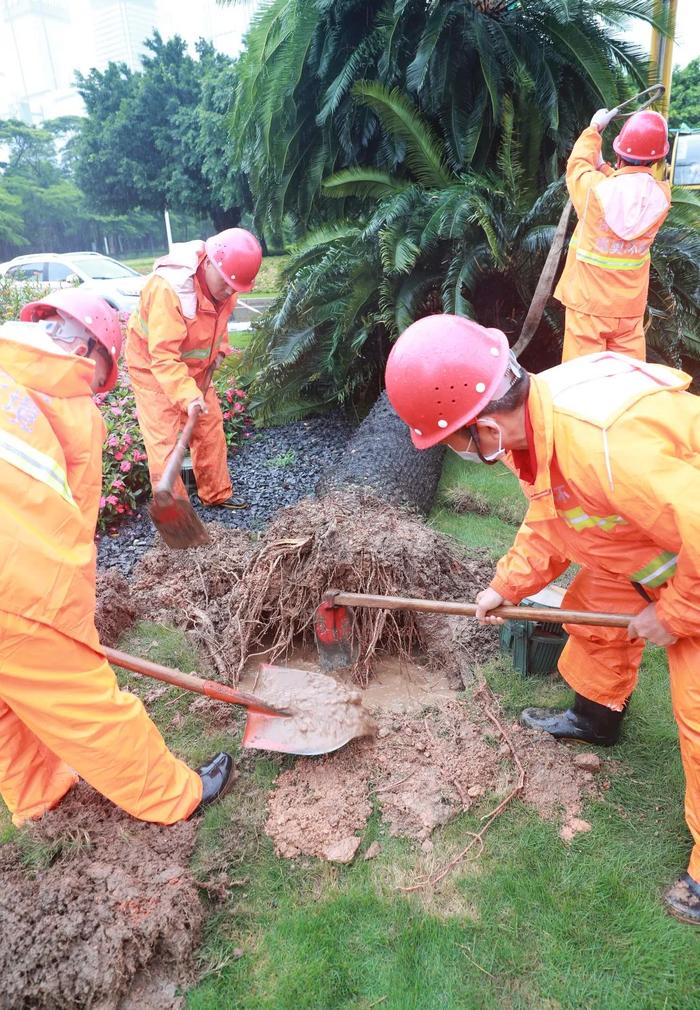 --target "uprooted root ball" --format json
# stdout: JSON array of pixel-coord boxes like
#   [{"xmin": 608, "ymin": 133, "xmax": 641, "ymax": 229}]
[{"xmin": 225, "ymin": 490, "xmax": 497, "ymax": 685}]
